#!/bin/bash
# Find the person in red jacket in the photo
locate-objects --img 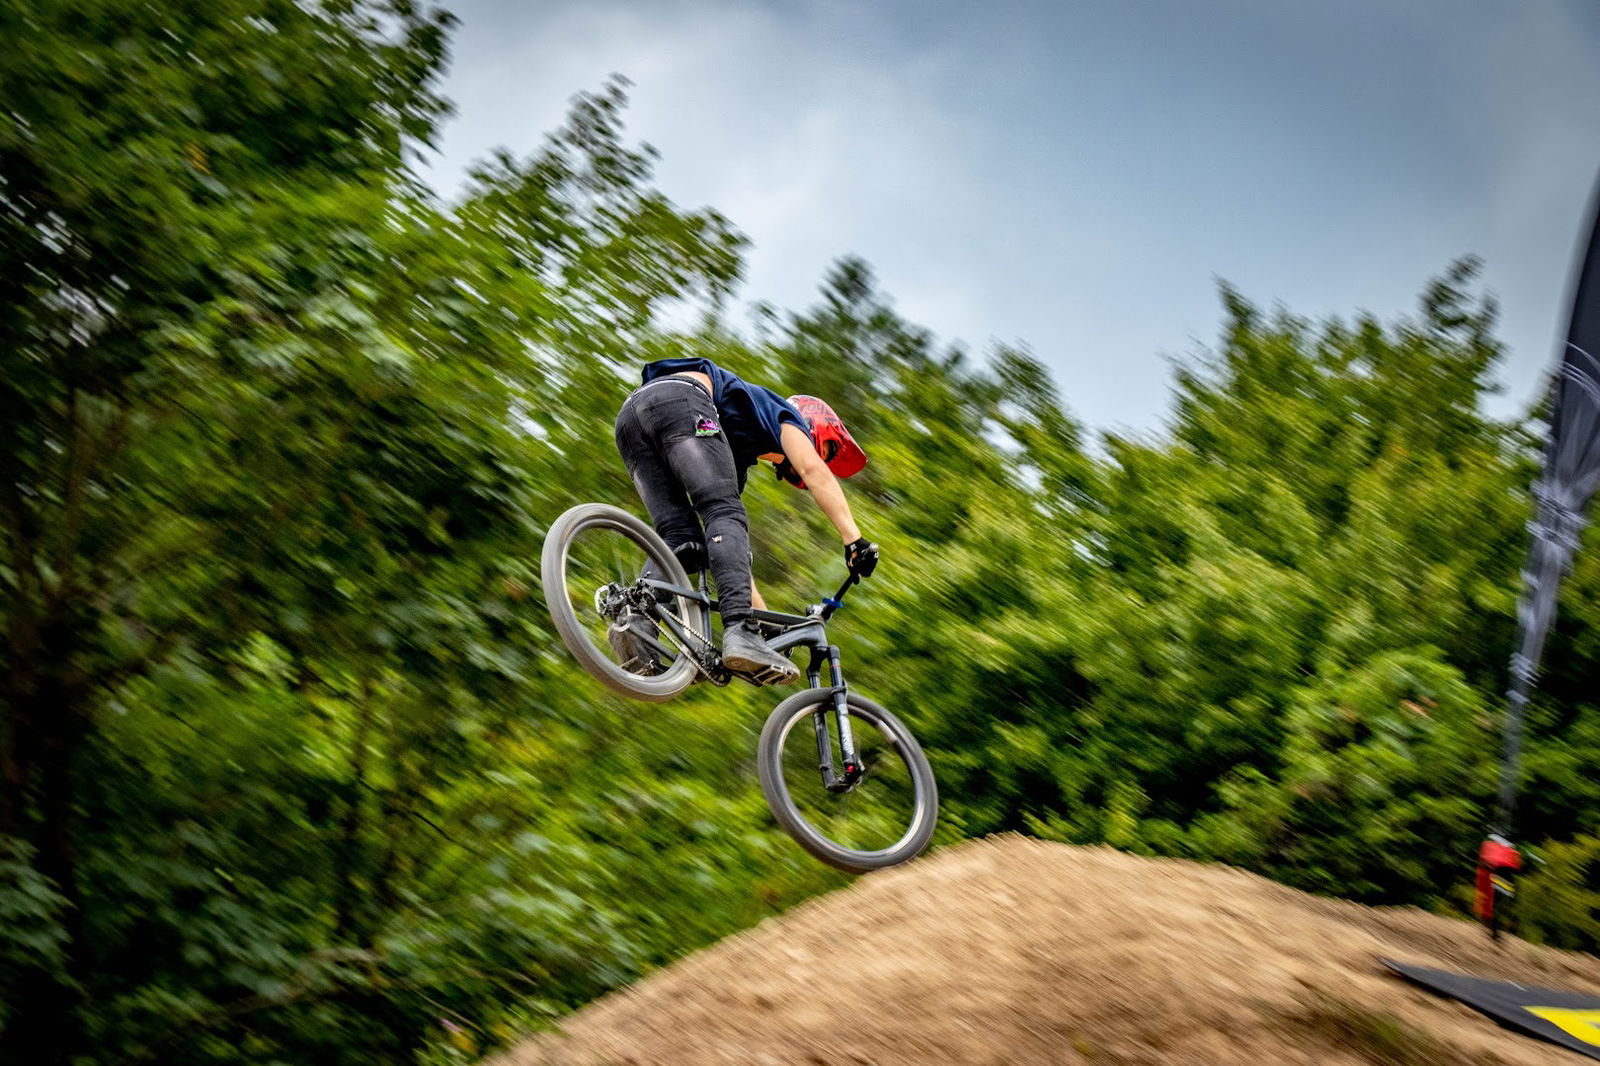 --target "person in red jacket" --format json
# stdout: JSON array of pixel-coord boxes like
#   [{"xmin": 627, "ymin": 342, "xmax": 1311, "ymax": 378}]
[{"xmin": 613, "ymin": 357, "xmax": 878, "ymax": 683}]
